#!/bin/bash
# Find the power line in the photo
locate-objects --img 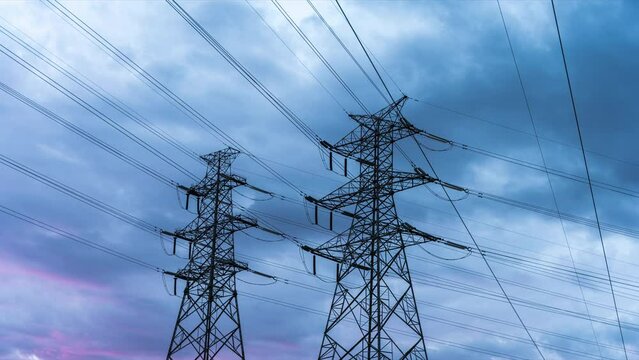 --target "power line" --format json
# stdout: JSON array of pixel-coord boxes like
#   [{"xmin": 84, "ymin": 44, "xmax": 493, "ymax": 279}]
[
  {"xmin": 0, "ymin": 81, "xmax": 177, "ymax": 188},
  {"xmin": 166, "ymin": 0, "xmax": 352, "ymax": 178},
  {"xmin": 249, "ymin": 204, "xmax": 639, "ymax": 315},
  {"xmin": 10, "ymin": 2, "xmax": 636, "ymax": 358},
  {"xmin": 495, "ymin": 1, "xmax": 601, "ymax": 354},
  {"xmin": 0, "ymin": 204, "xmax": 162, "ymax": 272},
  {"xmin": 238, "ymin": 292, "xmax": 535, "ymax": 360},
  {"xmin": 241, "ymin": 236, "xmax": 639, "ymax": 333},
  {"xmin": 246, "ymin": 198, "xmax": 639, "ymax": 304},
  {"xmin": 235, "ymin": 148, "xmax": 639, "ymax": 276},
  {"xmin": 8, "ymin": 172, "xmax": 624, "ymax": 360},
  {"xmin": 433, "ymin": 135, "xmax": 639, "ymax": 200},
  {"xmin": 242, "ymin": 252, "xmax": 639, "ymax": 347},
  {"xmin": 306, "ymin": 0, "xmax": 390, "ymax": 104},
  {"xmin": 285, "ymin": 189, "xmax": 639, "ymax": 299},
  {"xmin": 6, "ymin": 151, "xmax": 636, "ymax": 334},
  {"xmin": 0, "ymin": 21, "xmax": 203, "ymax": 165},
  {"xmin": 232, "ymin": 261, "xmax": 631, "ymax": 359},
  {"xmin": 550, "ymin": 1, "xmax": 627, "ymax": 359},
  {"xmin": 44, "ymin": 0, "xmax": 307, "ymax": 196},
  {"xmin": 243, "ymin": 0, "xmax": 348, "ymax": 114},
  {"xmin": 168, "ymin": 0, "xmax": 321, "ymax": 146},
  {"xmin": 251, "ymin": 193, "xmax": 639, "ymax": 294},
  {"xmin": 239, "ymin": 289, "xmax": 616, "ymax": 360},
  {"xmin": 412, "ymin": 96, "xmax": 639, "ymax": 172},
  {"xmin": 0, "ymin": 44, "xmax": 199, "ymax": 182},
  {"xmin": 0, "ymin": 153, "xmax": 160, "ymax": 235},
  {"xmin": 6, "ymin": 146, "xmax": 639, "ymax": 348},
  {"xmin": 334, "ymin": 0, "xmax": 395, "ymax": 103},
  {"xmin": 411, "ymin": 144, "xmax": 546, "ymax": 359},
  {"xmin": 271, "ymin": 0, "xmax": 371, "ymax": 114}
]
